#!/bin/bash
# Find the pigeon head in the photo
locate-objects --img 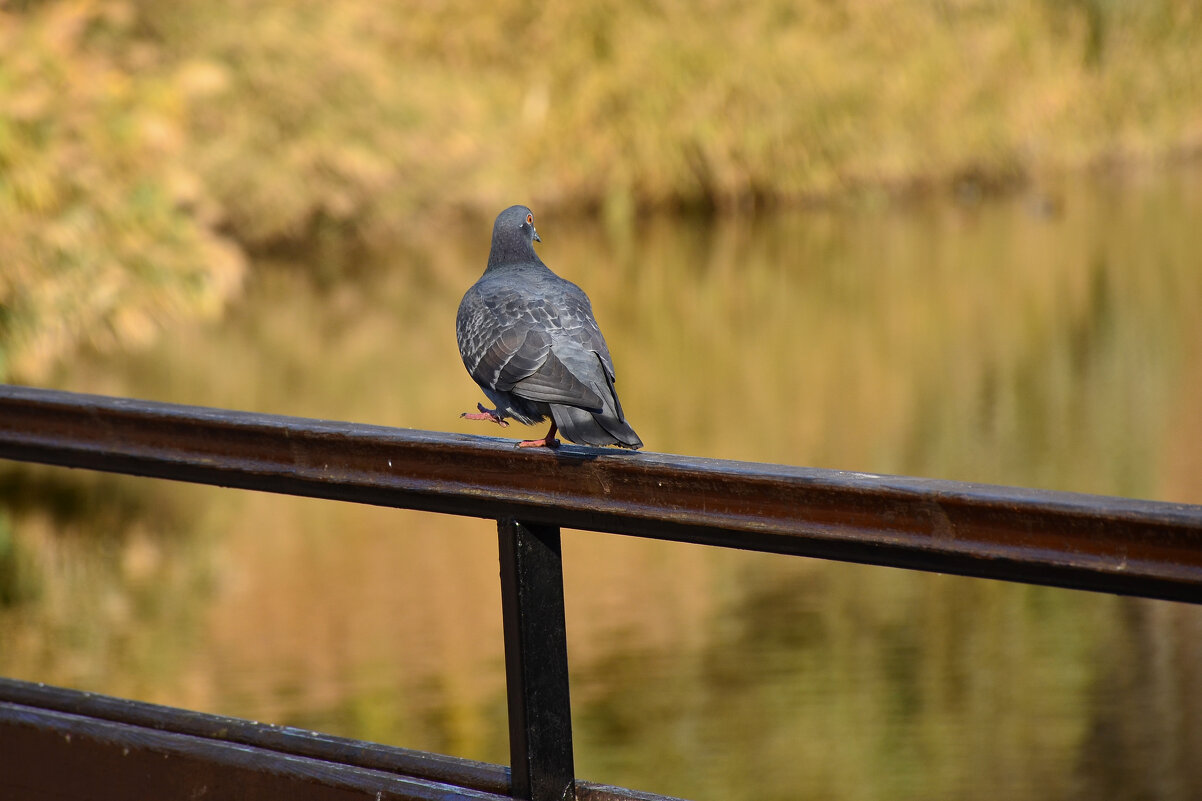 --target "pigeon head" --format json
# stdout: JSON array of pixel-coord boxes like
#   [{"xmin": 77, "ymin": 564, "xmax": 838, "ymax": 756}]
[{"xmin": 487, "ymin": 205, "xmax": 542, "ymax": 269}]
